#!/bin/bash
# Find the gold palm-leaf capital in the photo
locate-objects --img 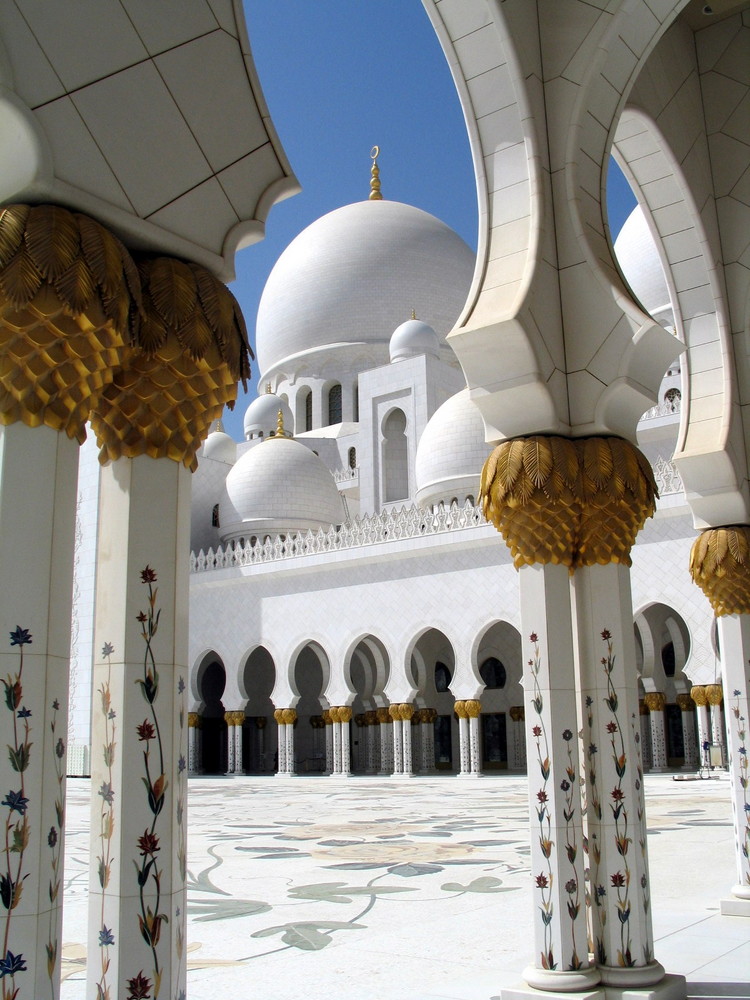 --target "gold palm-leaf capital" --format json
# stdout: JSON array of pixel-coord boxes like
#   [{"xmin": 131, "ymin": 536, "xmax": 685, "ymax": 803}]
[{"xmin": 690, "ymin": 526, "xmax": 750, "ymax": 616}]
